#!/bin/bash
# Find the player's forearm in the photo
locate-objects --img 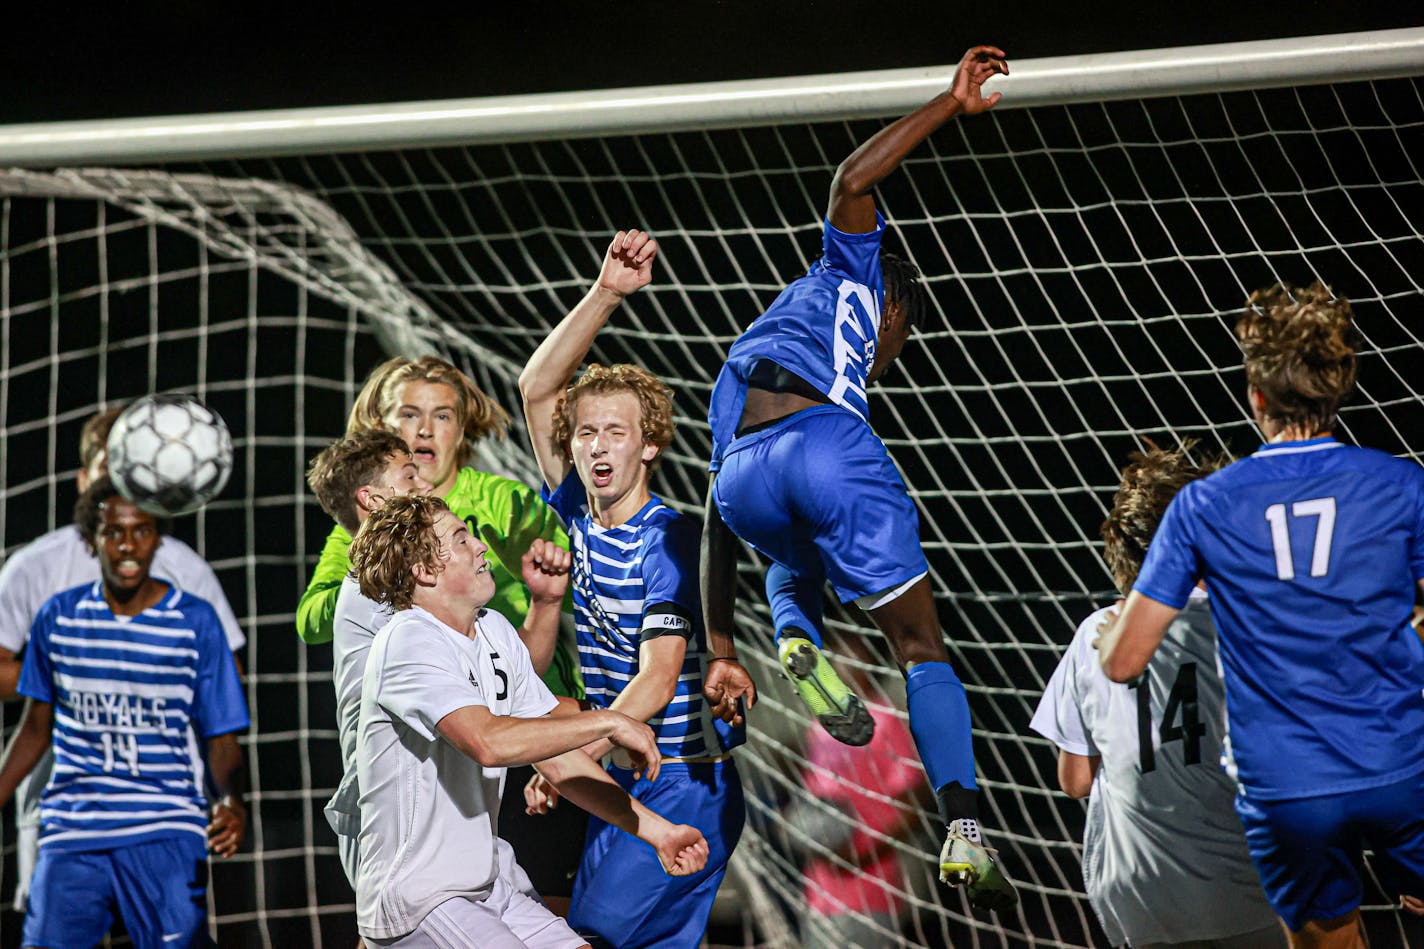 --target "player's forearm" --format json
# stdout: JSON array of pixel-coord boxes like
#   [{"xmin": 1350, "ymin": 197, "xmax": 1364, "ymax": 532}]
[
  {"xmin": 517, "ymin": 595, "xmax": 563, "ymax": 677},
  {"xmin": 701, "ymin": 481, "xmax": 740, "ymax": 659},
  {"xmin": 832, "ymin": 91, "xmax": 963, "ymax": 203},
  {"xmin": 1099, "ymin": 591, "xmax": 1176, "ymax": 682},
  {"xmin": 519, "ymin": 284, "xmax": 626, "ymax": 486},
  {"xmin": 0, "ymin": 650, "xmax": 22, "ymax": 701},
  {"xmin": 608, "ymin": 671, "xmax": 678, "ymax": 726},
  {"xmin": 440, "ymin": 705, "xmax": 628, "ymax": 769},
  {"xmin": 539, "ymin": 748, "xmax": 676, "ymax": 847},
  {"xmin": 0, "ymin": 700, "xmax": 52, "ymax": 808},
  {"xmin": 519, "ymin": 284, "xmax": 624, "ymax": 403},
  {"xmin": 205, "ymin": 731, "xmax": 248, "ymax": 805}
]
